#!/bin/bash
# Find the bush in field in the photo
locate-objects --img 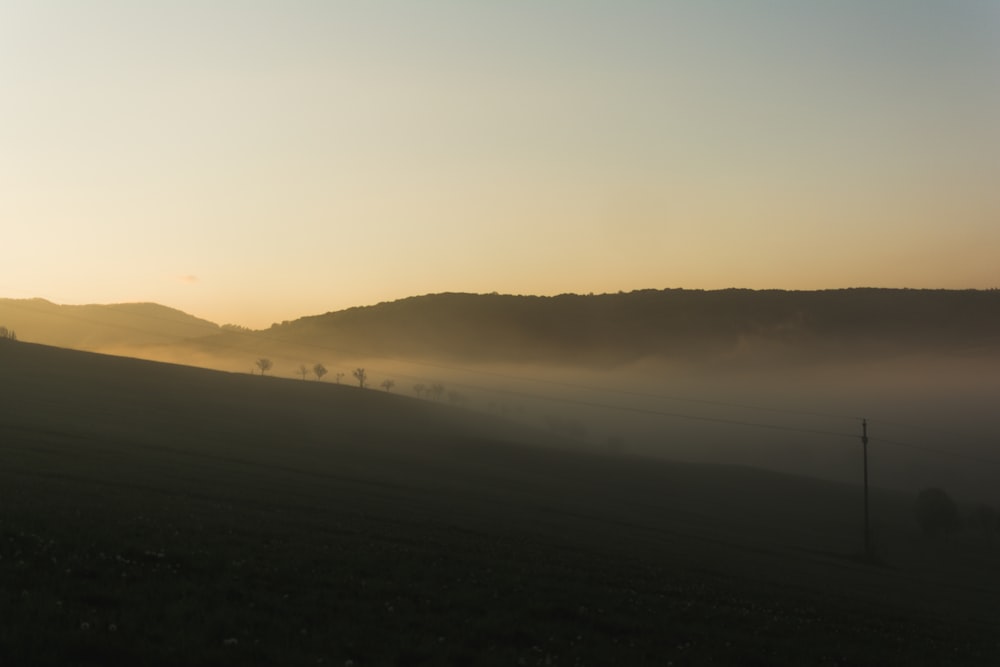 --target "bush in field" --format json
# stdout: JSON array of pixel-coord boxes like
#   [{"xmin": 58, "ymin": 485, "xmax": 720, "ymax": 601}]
[{"xmin": 914, "ymin": 488, "xmax": 960, "ymax": 538}]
